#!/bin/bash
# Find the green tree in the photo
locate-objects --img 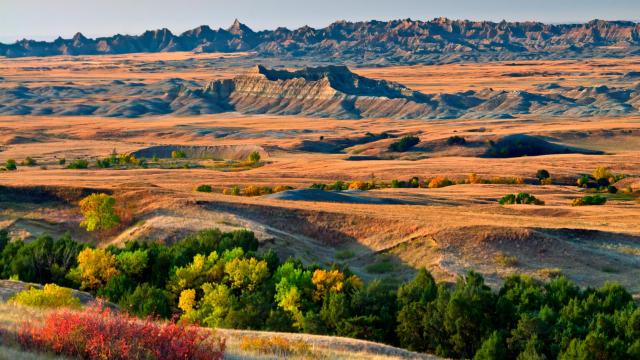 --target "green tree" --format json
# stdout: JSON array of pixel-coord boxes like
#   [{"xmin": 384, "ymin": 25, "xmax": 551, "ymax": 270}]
[
  {"xmin": 248, "ymin": 151, "xmax": 261, "ymax": 164},
  {"xmin": 116, "ymin": 249, "xmax": 149, "ymax": 277},
  {"xmin": 79, "ymin": 193, "xmax": 120, "ymax": 231},
  {"xmin": 475, "ymin": 331, "xmax": 507, "ymax": 360},
  {"xmin": 120, "ymin": 283, "xmax": 172, "ymax": 318},
  {"xmin": 5, "ymin": 159, "xmax": 17, "ymax": 170},
  {"xmin": 396, "ymin": 268, "xmax": 438, "ymax": 350}
]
